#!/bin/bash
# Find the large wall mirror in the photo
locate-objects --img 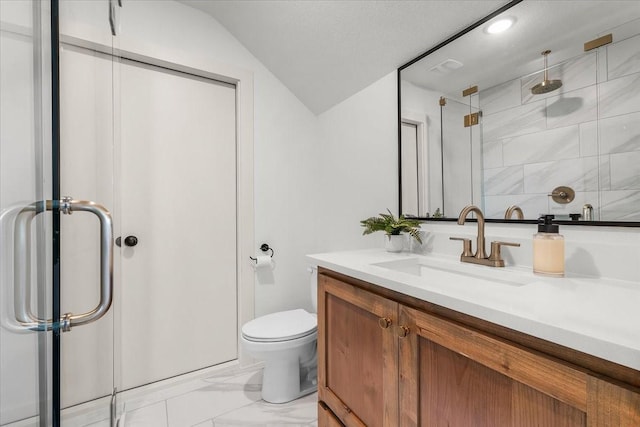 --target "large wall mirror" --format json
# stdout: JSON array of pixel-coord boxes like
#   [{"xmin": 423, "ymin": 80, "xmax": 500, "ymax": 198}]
[{"xmin": 399, "ymin": 0, "xmax": 640, "ymax": 225}]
